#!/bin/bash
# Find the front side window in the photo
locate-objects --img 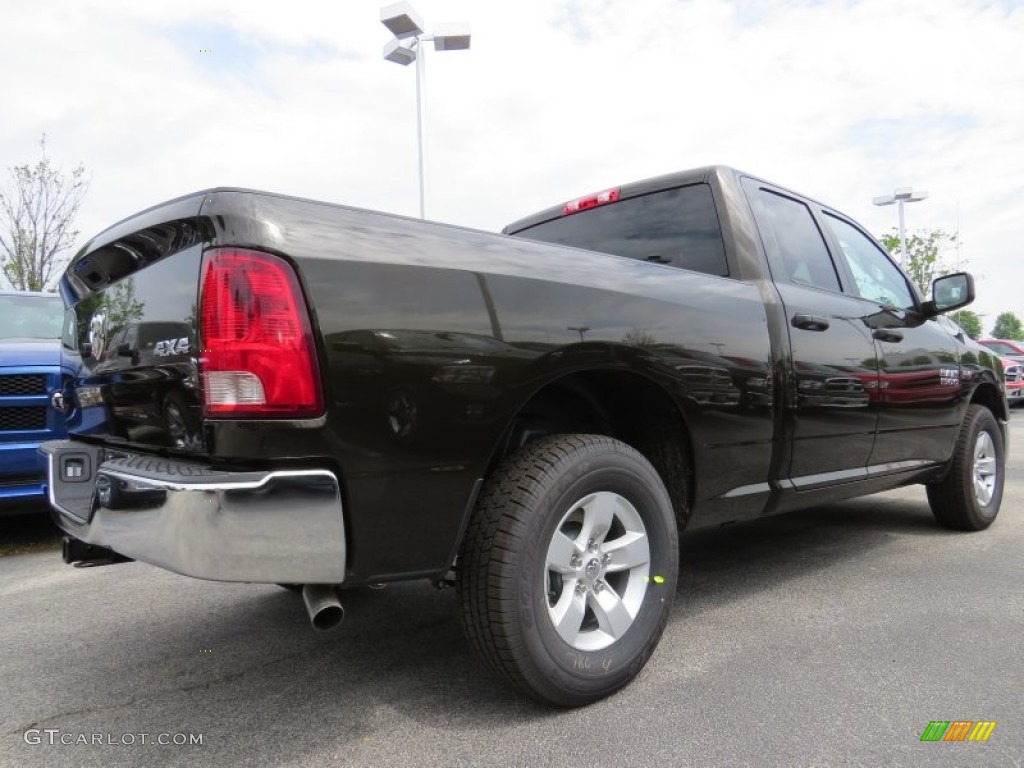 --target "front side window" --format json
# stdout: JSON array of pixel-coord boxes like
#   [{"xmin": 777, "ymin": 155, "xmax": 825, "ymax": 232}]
[
  {"xmin": 824, "ymin": 214, "xmax": 914, "ymax": 309},
  {"xmin": 512, "ymin": 184, "xmax": 729, "ymax": 277},
  {"xmin": 749, "ymin": 189, "xmax": 841, "ymax": 292}
]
